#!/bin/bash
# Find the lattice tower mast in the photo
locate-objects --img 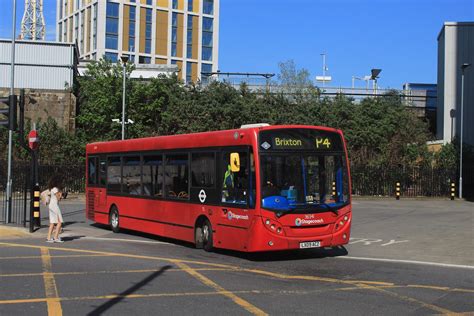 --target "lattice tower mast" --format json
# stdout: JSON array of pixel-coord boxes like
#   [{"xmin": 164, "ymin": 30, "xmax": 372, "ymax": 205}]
[{"xmin": 20, "ymin": 0, "xmax": 46, "ymax": 40}]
